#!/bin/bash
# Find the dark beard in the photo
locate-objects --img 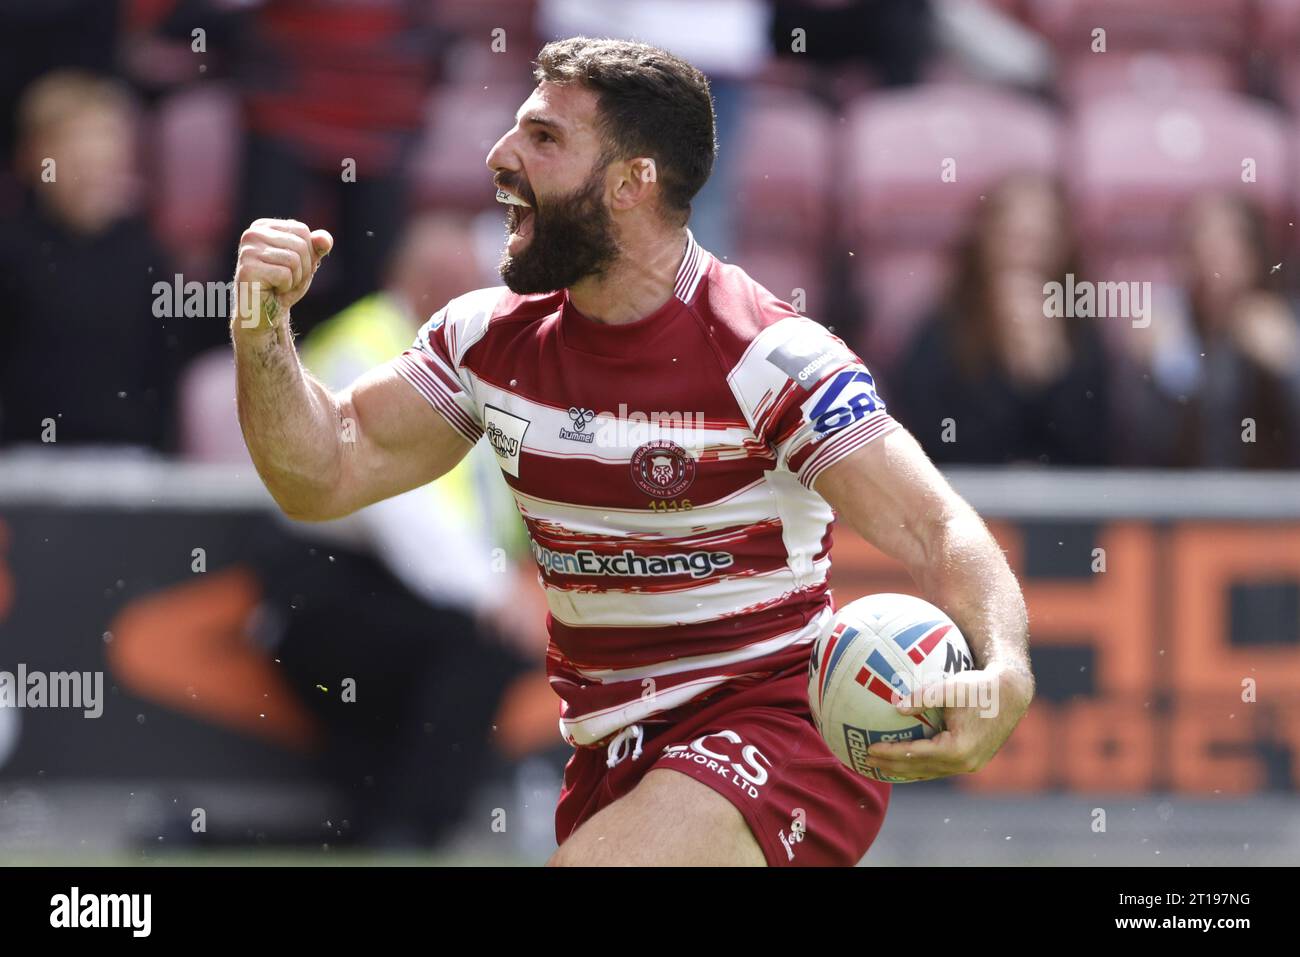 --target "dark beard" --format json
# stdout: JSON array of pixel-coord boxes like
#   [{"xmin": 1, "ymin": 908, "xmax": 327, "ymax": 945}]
[{"xmin": 498, "ymin": 170, "xmax": 619, "ymax": 294}]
